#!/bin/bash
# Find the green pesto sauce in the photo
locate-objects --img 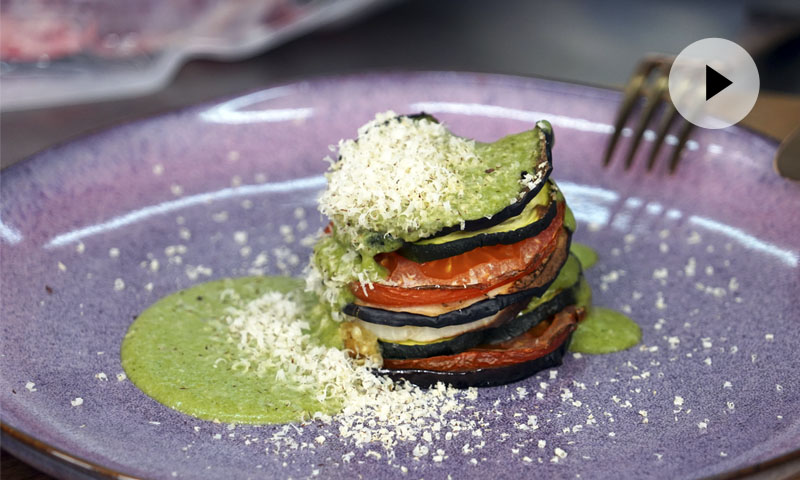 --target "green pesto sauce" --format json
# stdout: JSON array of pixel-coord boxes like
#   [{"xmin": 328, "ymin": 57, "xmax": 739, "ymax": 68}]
[
  {"xmin": 570, "ymin": 242, "xmax": 598, "ymax": 269},
  {"xmin": 121, "ymin": 276, "xmax": 342, "ymax": 424},
  {"xmin": 574, "ymin": 276, "xmax": 593, "ymax": 308},
  {"xmin": 570, "ymin": 307, "xmax": 641, "ymax": 354},
  {"xmin": 559, "ymin": 243, "xmax": 640, "ymax": 354},
  {"xmin": 563, "ymin": 203, "xmax": 577, "ymax": 233},
  {"xmin": 522, "ymin": 254, "xmax": 582, "ymax": 314},
  {"xmin": 466, "ymin": 127, "xmax": 549, "ymax": 228},
  {"xmin": 416, "ymin": 182, "xmax": 553, "ymax": 246}
]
